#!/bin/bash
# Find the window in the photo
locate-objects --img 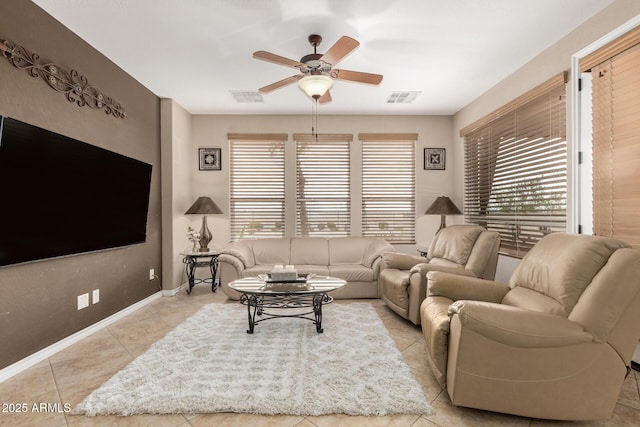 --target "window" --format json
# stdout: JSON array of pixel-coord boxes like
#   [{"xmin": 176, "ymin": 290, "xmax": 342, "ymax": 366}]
[
  {"xmin": 228, "ymin": 133, "xmax": 286, "ymax": 241},
  {"xmin": 461, "ymin": 73, "xmax": 567, "ymax": 257},
  {"xmin": 585, "ymin": 35, "xmax": 640, "ymax": 247},
  {"xmin": 294, "ymin": 134, "xmax": 352, "ymax": 237},
  {"xmin": 360, "ymin": 134, "xmax": 416, "ymax": 244}
]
